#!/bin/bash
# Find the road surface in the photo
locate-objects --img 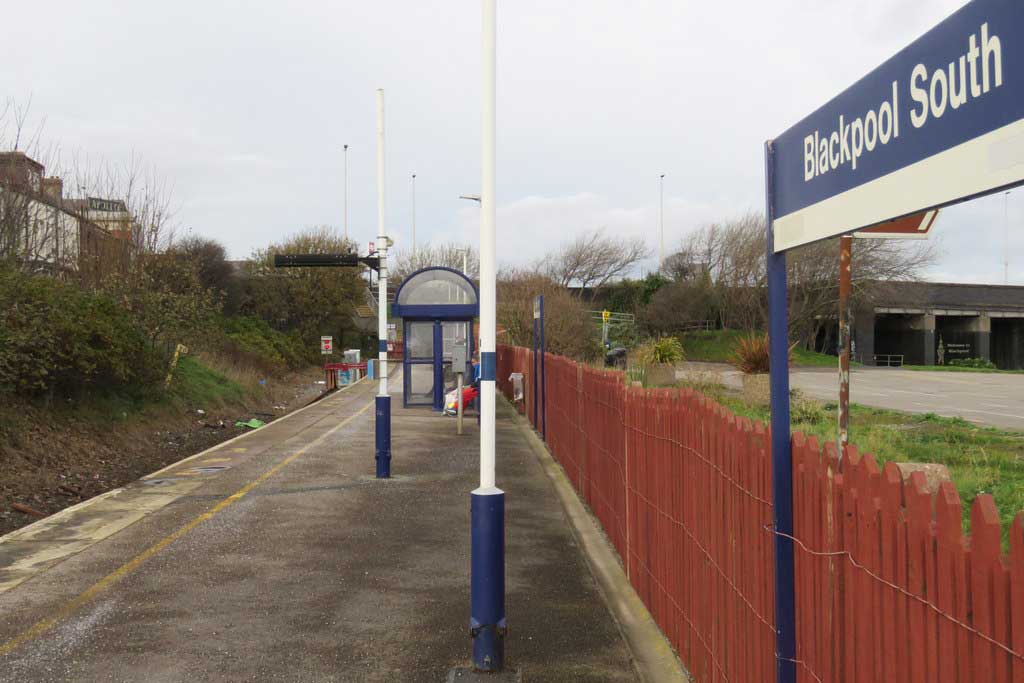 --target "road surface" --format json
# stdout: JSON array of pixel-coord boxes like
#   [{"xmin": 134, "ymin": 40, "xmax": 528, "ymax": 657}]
[{"xmin": 679, "ymin": 363, "xmax": 1024, "ymax": 430}]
